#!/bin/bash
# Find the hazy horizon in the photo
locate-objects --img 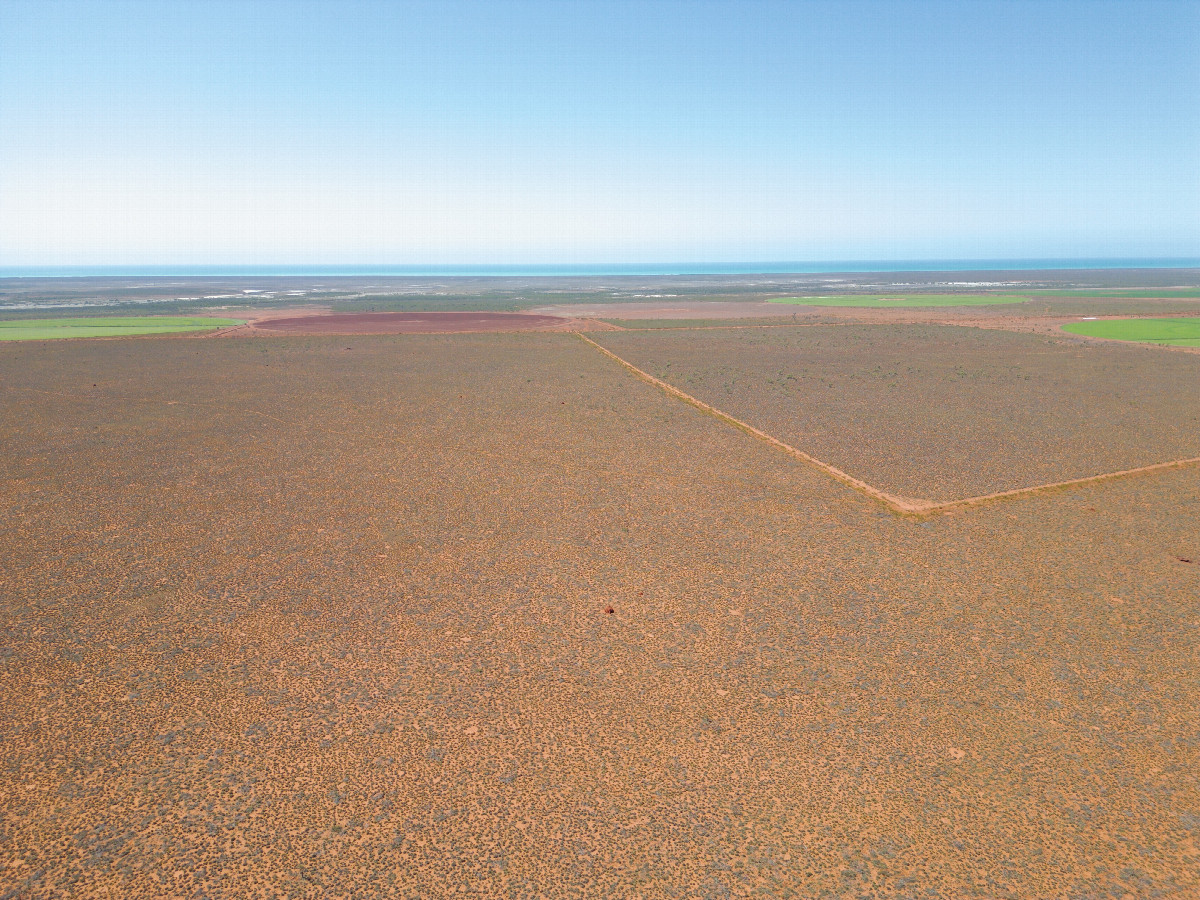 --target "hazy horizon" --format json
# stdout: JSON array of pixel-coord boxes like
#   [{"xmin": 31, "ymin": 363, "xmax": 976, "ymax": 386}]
[
  {"xmin": 5, "ymin": 258, "xmax": 1200, "ymax": 282},
  {"xmin": 2, "ymin": 0, "xmax": 1197, "ymax": 266}
]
